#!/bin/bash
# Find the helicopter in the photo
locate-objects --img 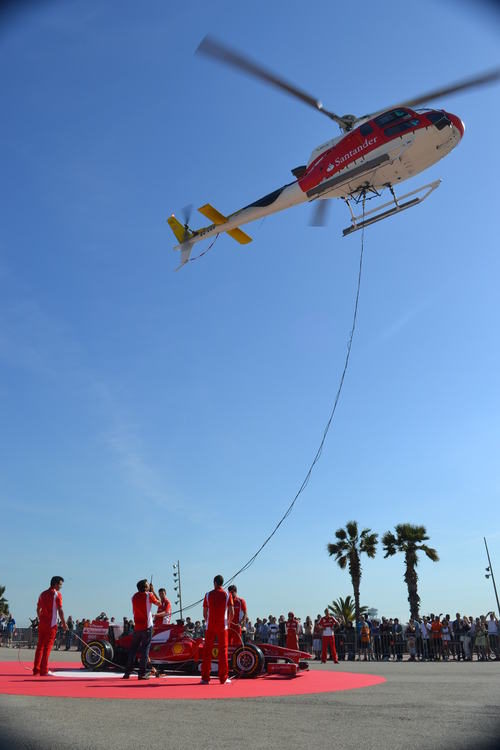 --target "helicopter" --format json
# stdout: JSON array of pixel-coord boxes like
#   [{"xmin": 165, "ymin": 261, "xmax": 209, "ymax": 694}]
[{"xmin": 168, "ymin": 37, "xmax": 499, "ymax": 269}]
